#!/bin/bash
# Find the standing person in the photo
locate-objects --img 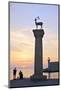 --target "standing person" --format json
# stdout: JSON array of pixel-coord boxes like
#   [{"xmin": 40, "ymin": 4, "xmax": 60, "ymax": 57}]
[
  {"xmin": 19, "ymin": 70, "xmax": 23, "ymax": 79},
  {"xmin": 13, "ymin": 67, "xmax": 17, "ymax": 80}
]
